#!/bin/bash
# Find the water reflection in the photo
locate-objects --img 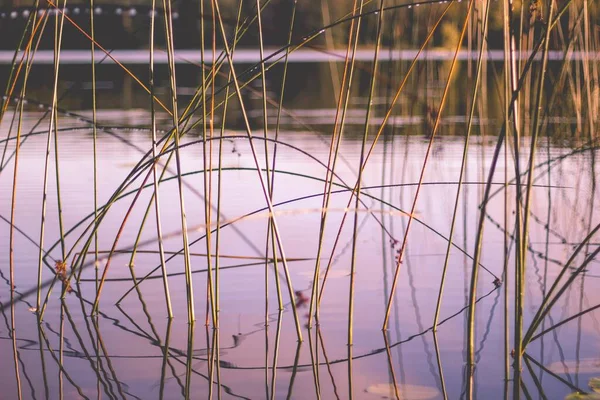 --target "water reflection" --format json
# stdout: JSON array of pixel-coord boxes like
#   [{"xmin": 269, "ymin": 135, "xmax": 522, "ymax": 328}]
[{"xmin": 0, "ymin": 106, "xmax": 598, "ymax": 398}]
